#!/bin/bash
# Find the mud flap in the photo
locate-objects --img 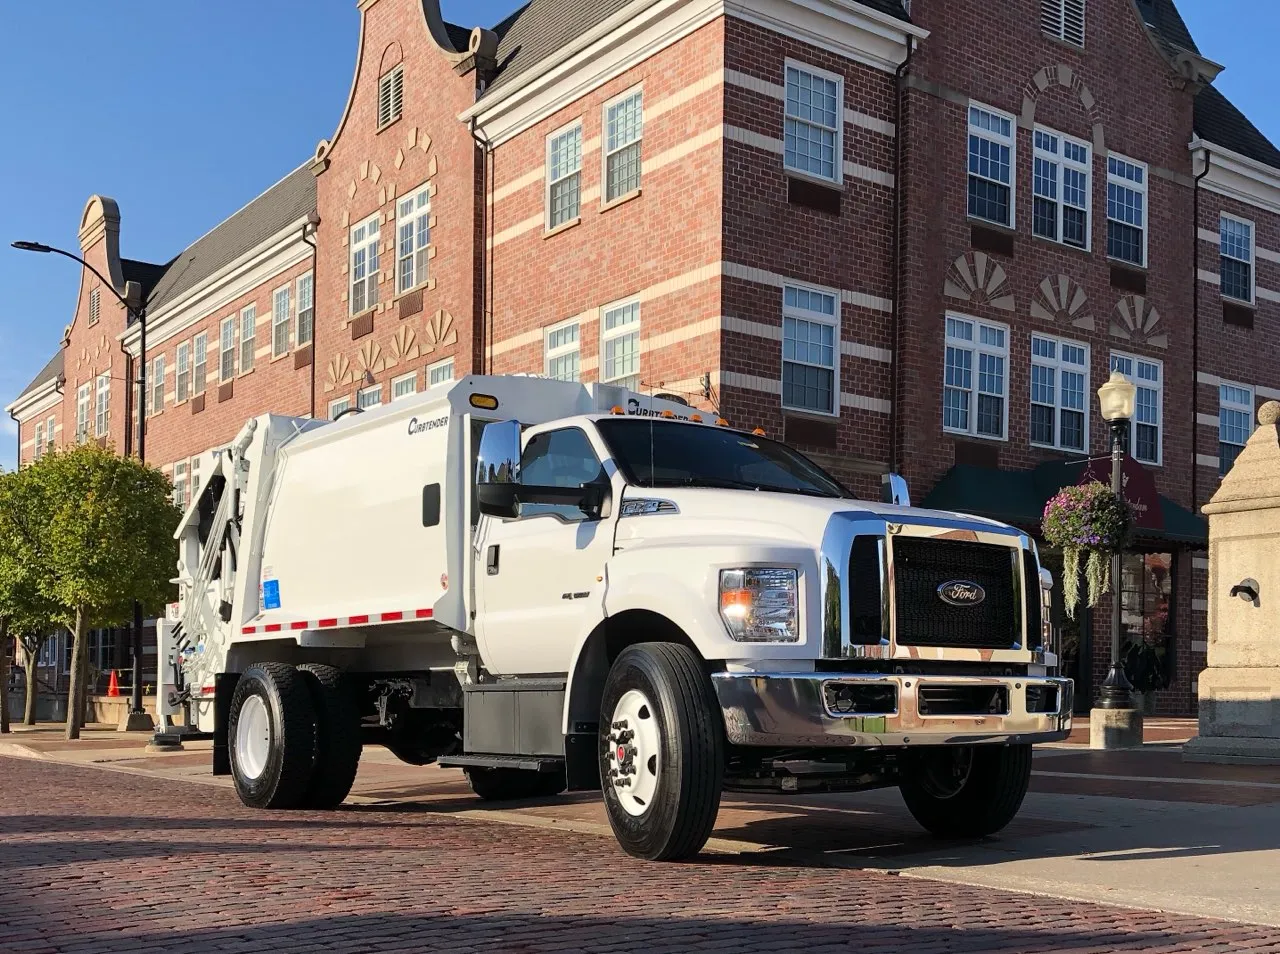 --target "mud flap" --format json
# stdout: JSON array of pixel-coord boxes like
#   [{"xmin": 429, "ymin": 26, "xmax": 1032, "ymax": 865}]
[{"xmin": 212, "ymin": 672, "xmax": 240, "ymax": 776}]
